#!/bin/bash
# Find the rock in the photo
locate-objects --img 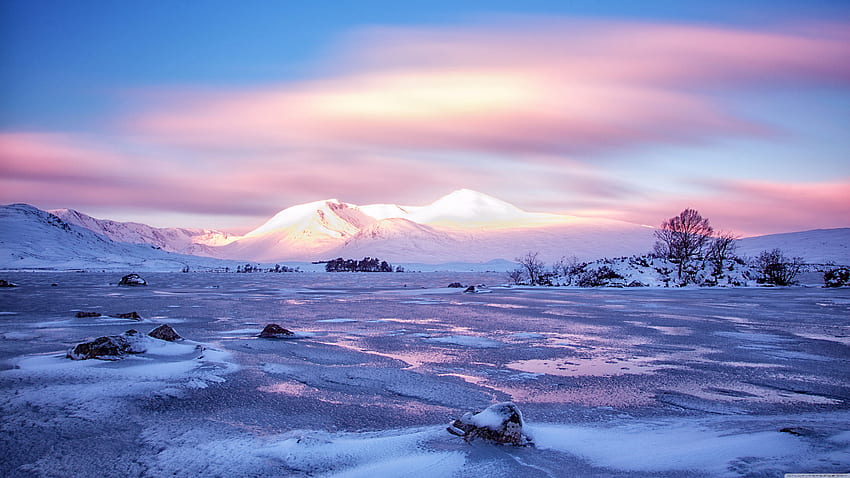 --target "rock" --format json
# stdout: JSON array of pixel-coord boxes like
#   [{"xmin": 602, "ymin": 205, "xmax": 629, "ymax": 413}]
[
  {"xmin": 463, "ymin": 285, "xmax": 476, "ymax": 293},
  {"xmin": 67, "ymin": 329, "xmax": 147, "ymax": 360},
  {"xmin": 75, "ymin": 311, "xmax": 102, "ymax": 318},
  {"xmin": 0, "ymin": 279, "xmax": 17, "ymax": 288},
  {"xmin": 259, "ymin": 323, "xmax": 295, "ymax": 338},
  {"xmin": 118, "ymin": 273, "xmax": 146, "ymax": 286},
  {"xmin": 447, "ymin": 282, "xmax": 464, "ymax": 288},
  {"xmin": 51, "ymin": 283, "xmax": 58, "ymax": 287},
  {"xmin": 114, "ymin": 311, "xmax": 142, "ymax": 320},
  {"xmin": 447, "ymin": 402, "xmax": 533, "ymax": 446},
  {"xmin": 148, "ymin": 324, "xmax": 182, "ymax": 341}
]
